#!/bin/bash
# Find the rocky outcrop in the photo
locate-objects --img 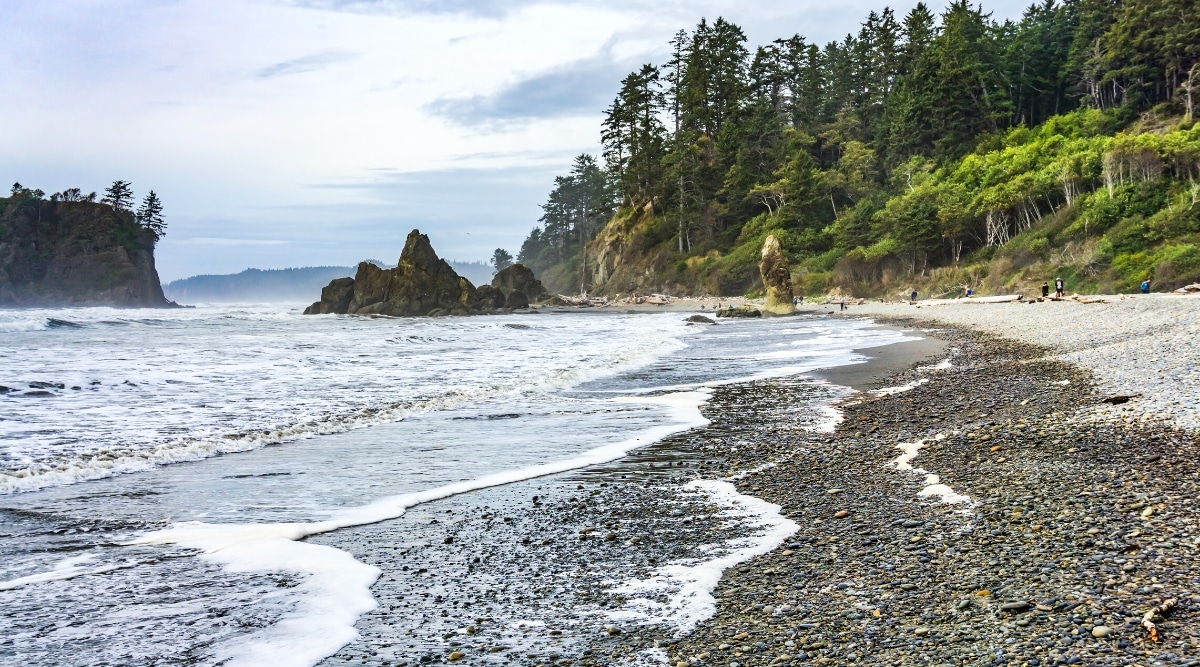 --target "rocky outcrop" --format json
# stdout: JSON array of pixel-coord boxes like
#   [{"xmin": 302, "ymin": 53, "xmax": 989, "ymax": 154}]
[
  {"xmin": 491, "ymin": 264, "xmax": 547, "ymax": 308},
  {"xmin": 715, "ymin": 305, "xmax": 762, "ymax": 318},
  {"xmin": 759, "ymin": 234, "xmax": 794, "ymax": 316},
  {"xmin": 475, "ymin": 285, "xmax": 506, "ymax": 310},
  {"xmin": 305, "ymin": 230, "xmax": 482, "ymax": 316},
  {"xmin": 0, "ymin": 196, "xmax": 172, "ymax": 307},
  {"xmin": 303, "ymin": 277, "xmax": 354, "ymax": 315},
  {"xmin": 304, "ymin": 232, "xmax": 556, "ymax": 317}
]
